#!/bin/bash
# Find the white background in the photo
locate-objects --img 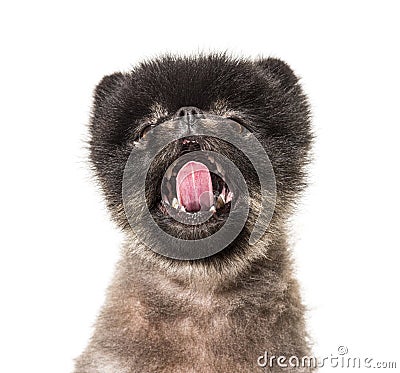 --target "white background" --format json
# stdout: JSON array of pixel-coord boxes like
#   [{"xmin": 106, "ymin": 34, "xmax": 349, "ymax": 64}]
[{"xmin": 1, "ymin": 1, "xmax": 399, "ymax": 372}]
